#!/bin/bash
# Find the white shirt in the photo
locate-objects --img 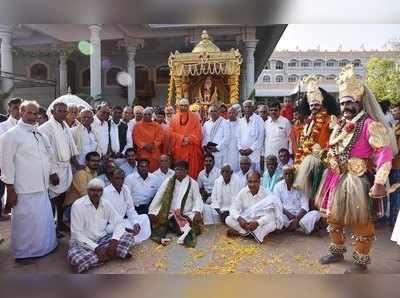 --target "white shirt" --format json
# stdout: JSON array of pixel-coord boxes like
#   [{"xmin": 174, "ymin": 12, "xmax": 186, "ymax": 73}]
[
  {"xmin": 125, "ymin": 171, "xmax": 160, "ymax": 206},
  {"xmin": 237, "ymin": 113, "xmax": 265, "ymax": 163},
  {"xmin": 235, "ymin": 170, "xmax": 250, "ymax": 188},
  {"xmin": 273, "ymin": 180, "xmax": 309, "ymax": 216},
  {"xmin": 92, "ymin": 115, "xmax": 109, "ymax": 155},
  {"xmin": 202, "ymin": 117, "xmax": 230, "ymax": 167},
  {"xmin": 197, "ymin": 166, "xmax": 220, "ymax": 194},
  {"xmin": 210, "ymin": 174, "xmax": 242, "ymax": 212},
  {"xmin": 153, "ymin": 168, "xmax": 175, "ymax": 185},
  {"xmin": 108, "ymin": 120, "xmax": 121, "ymax": 154},
  {"xmin": 70, "ymin": 195, "xmax": 125, "ymax": 250},
  {"xmin": 119, "ymin": 161, "xmax": 137, "ymax": 176},
  {"xmin": 0, "ymin": 120, "xmax": 56, "ymax": 194},
  {"xmin": 226, "ymin": 120, "xmax": 240, "ymax": 172},
  {"xmin": 124, "ymin": 119, "xmax": 136, "ymax": 152},
  {"xmin": 264, "ymin": 116, "xmax": 292, "ymax": 157},
  {"xmin": 71, "ymin": 126, "xmax": 98, "ymax": 165},
  {"xmin": 149, "ymin": 175, "xmax": 203, "ymax": 219},
  {"xmin": 103, "ymin": 184, "xmax": 138, "ymax": 224},
  {"xmin": 229, "ymin": 186, "xmax": 272, "ymax": 226},
  {"xmin": 0, "ymin": 116, "xmax": 17, "ymax": 135}
]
